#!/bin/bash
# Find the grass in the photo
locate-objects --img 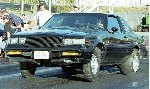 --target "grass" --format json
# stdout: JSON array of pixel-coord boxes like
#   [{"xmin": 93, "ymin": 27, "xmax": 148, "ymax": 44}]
[{"xmin": 99, "ymin": 6, "xmax": 149, "ymax": 13}]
